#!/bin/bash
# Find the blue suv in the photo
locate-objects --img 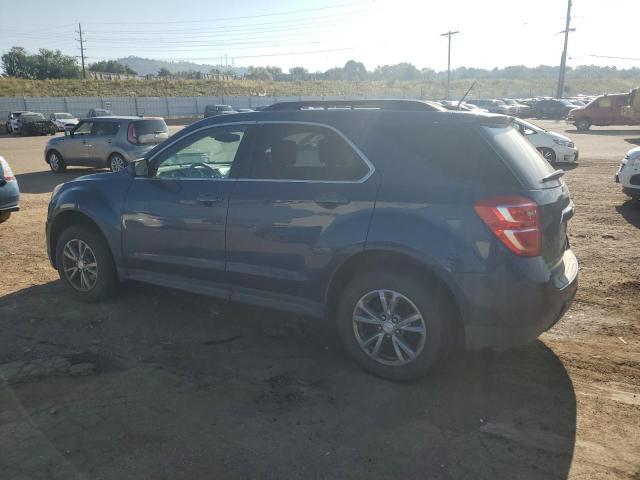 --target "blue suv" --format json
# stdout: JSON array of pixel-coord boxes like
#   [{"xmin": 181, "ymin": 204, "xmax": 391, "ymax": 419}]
[{"xmin": 46, "ymin": 100, "xmax": 578, "ymax": 380}]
